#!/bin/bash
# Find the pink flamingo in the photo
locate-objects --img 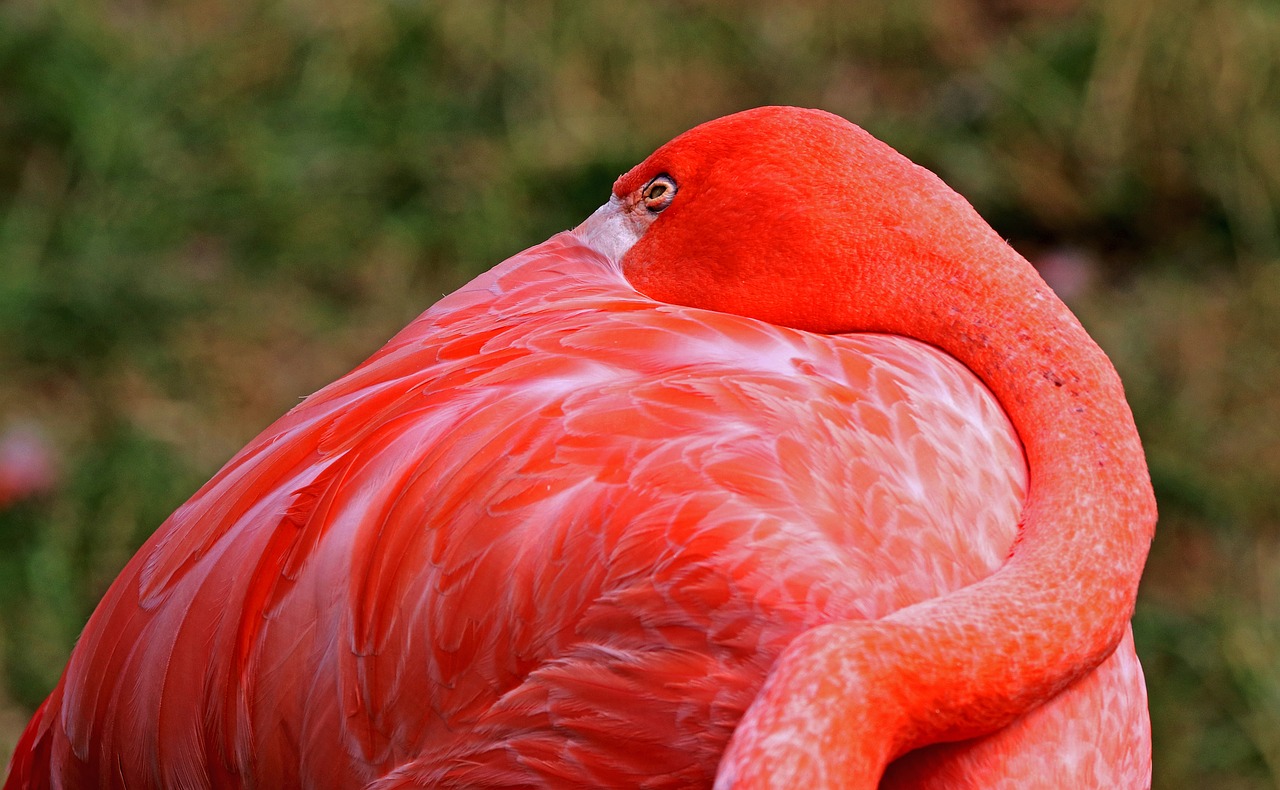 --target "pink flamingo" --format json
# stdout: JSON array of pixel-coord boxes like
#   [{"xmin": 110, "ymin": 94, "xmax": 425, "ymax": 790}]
[{"xmin": 3, "ymin": 107, "xmax": 1154, "ymax": 788}]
